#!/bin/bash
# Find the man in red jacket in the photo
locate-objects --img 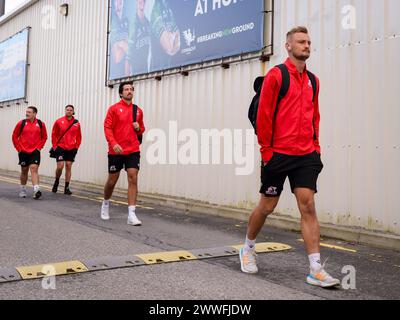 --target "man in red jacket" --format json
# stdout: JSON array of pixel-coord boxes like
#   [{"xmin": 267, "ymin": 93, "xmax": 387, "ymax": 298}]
[
  {"xmin": 51, "ymin": 105, "xmax": 82, "ymax": 195},
  {"xmin": 101, "ymin": 82, "xmax": 145, "ymax": 226},
  {"xmin": 12, "ymin": 106, "xmax": 48, "ymax": 200},
  {"xmin": 239, "ymin": 27, "xmax": 340, "ymax": 288}
]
